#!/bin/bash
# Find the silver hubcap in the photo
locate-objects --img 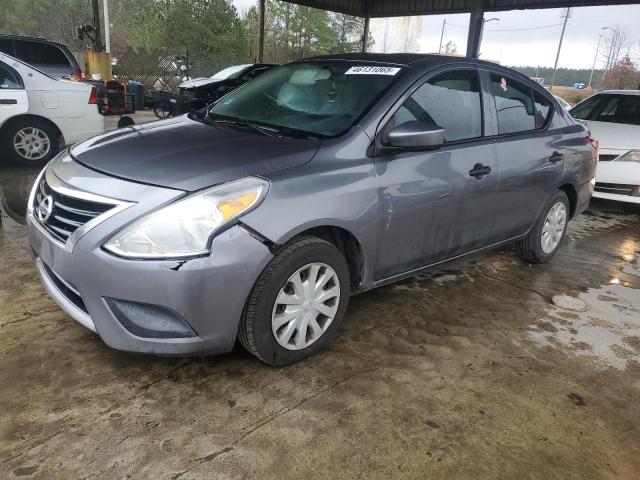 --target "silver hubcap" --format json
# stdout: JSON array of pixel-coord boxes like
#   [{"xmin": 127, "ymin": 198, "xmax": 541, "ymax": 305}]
[
  {"xmin": 13, "ymin": 127, "xmax": 51, "ymax": 161},
  {"xmin": 272, "ymin": 262, "xmax": 340, "ymax": 351},
  {"xmin": 541, "ymin": 201, "xmax": 567, "ymax": 254}
]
